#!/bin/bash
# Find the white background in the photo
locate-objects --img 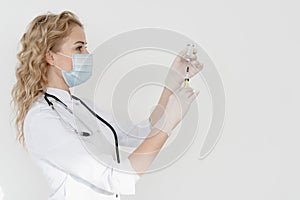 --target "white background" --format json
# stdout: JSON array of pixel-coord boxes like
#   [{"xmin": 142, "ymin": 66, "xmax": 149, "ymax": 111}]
[{"xmin": 1, "ymin": 0, "xmax": 299, "ymax": 200}]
